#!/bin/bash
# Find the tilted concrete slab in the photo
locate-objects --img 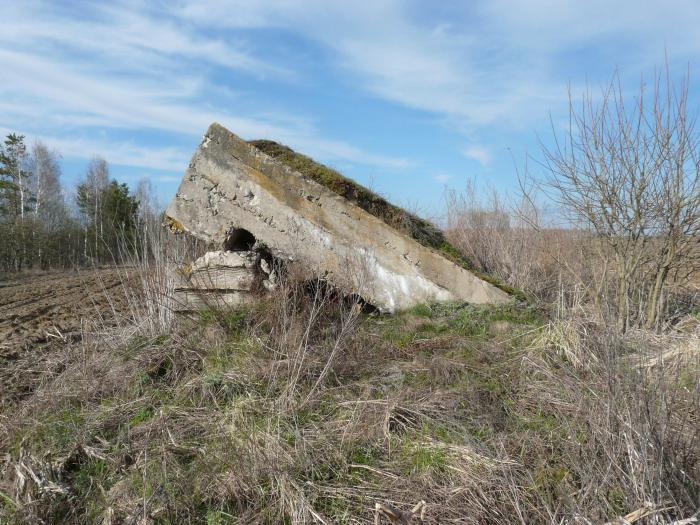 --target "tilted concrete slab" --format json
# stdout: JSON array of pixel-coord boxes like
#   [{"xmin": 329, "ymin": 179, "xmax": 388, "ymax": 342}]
[{"xmin": 165, "ymin": 123, "xmax": 510, "ymax": 312}]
